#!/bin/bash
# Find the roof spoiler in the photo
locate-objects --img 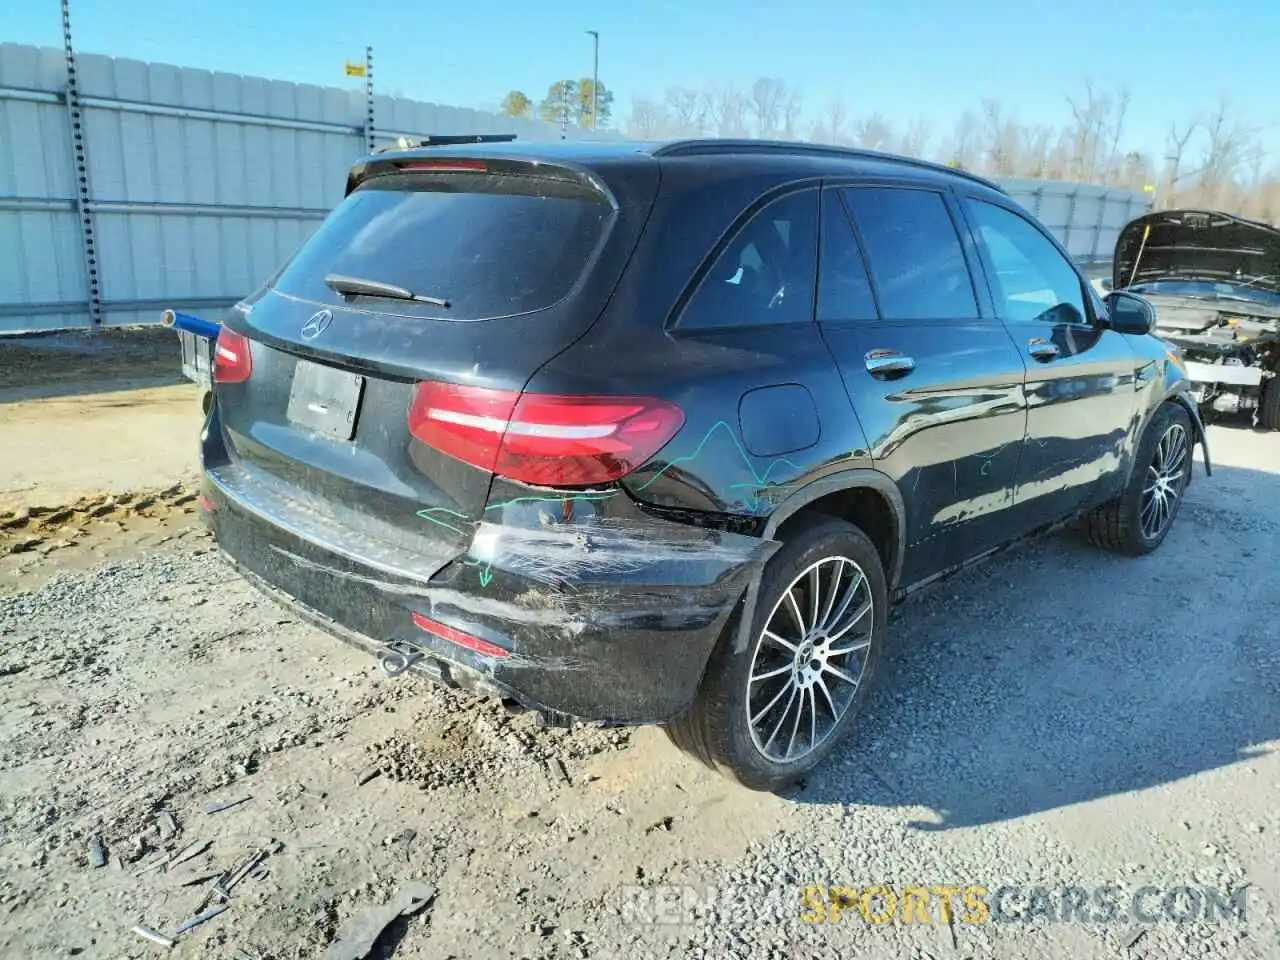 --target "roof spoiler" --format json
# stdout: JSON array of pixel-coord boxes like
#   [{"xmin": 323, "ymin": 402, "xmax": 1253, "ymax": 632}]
[{"xmin": 373, "ymin": 134, "xmax": 517, "ymax": 153}]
